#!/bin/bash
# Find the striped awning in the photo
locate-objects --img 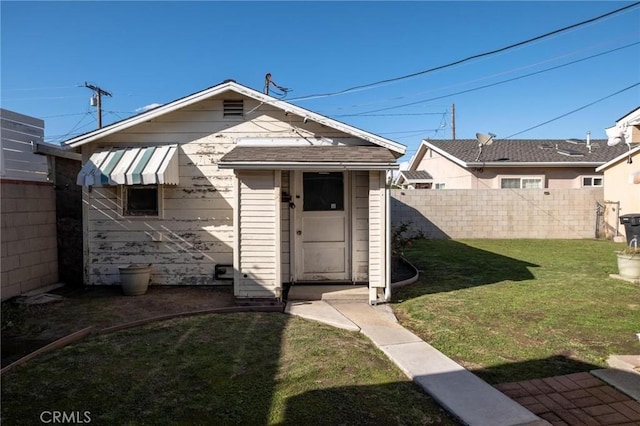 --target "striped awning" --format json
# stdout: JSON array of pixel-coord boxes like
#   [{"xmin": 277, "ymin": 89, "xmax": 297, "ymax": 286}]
[{"xmin": 76, "ymin": 145, "xmax": 179, "ymax": 186}]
